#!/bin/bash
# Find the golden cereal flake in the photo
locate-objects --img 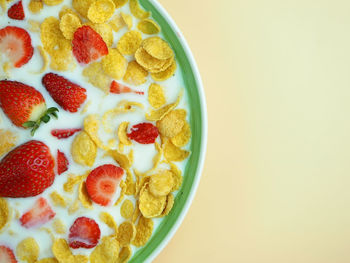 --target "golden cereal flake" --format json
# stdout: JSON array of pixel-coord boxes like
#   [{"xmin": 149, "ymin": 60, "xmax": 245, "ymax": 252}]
[
  {"xmin": 52, "ymin": 219, "xmax": 66, "ymax": 234},
  {"xmin": 125, "ymin": 168, "xmax": 136, "ymax": 195},
  {"xmin": 117, "ymin": 246, "xmax": 132, "ymax": 263},
  {"xmin": 0, "ymin": 129, "xmax": 17, "ymax": 157},
  {"xmin": 72, "ymin": 0, "xmax": 94, "ymax": 18},
  {"xmin": 0, "ymin": 198, "xmax": 9, "ymax": 231},
  {"xmin": 118, "ymin": 122, "xmax": 132, "ymax": 146},
  {"xmin": 121, "ymin": 12, "xmax": 133, "ymax": 30},
  {"xmin": 36, "ymin": 258, "xmax": 59, "ymax": 263},
  {"xmin": 107, "ymin": 149, "xmax": 131, "ymax": 169},
  {"xmin": 135, "ymin": 171, "xmax": 150, "ymax": 197},
  {"xmin": 100, "ymin": 212, "xmax": 118, "ymax": 235},
  {"xmin": 60, "ymin": 13, "xmax": 82, "ymax": 40},
  {"xmin": 132, "ymin": 216, "xmax": 153, "ymax": 247},
  {"xmin": 114, "ymin": 180, "xmax": 126, "ymax": 206},
  {"xmin": 151, "ymin": 60, "xmax": 177, "ymax": 81},
  {"xmin": 83, "ymin": 61, "xmax": 111, "ymax": 93},
  {"xmin": 109, "ymin": 14, "xmax": 125, "ymax": 32},
  {"xmin": 145, "ymin": 95, "xmax": 181, "ymax": 121},
  {"xmin": 132, "ymin": 201, "xmax": 140, "ymax": 223},
  {"xmin": 169, "ymin": 163, "xmax": 183, "ymax": 191},
  {"xmin": 81, "ymin": 100, "xmax": 91, "ymax": 114},
  {"xmin": 90, "ymin": 236, "xmax": 119, "ymax": 263},
  {"xmin": 171, "ymin": 121, "xmax": 191, "ymax": 147},
  {"xmin": 28, "ymin": 0, "xmax": 43, "ymax": 13},
  {"xmin": 68, "ymin": 200, "xmax": 80, "ymax": 214},
  {"xmin": 50, "ymin": 191, "xmax": 67, "ymax": 207},
  {"xmin": 117, "ymin": 221, "xmax": 136, "ymax": 246},
  {"xmin": 142, "ymin": 36, "xmax": 174, "ymax": 60},
  {"xmin": 59, "ymin": 6, "xmax": 81, "ymax": 20},
  {"xmin": 152, "ymin": 142, "xmax": 163, "ymax": 170},
  {"xmin": 156, "ymin": 109, "xmax": 187, "ymax": 138},
  {"xmin": 50, "ymin": 50, "xmax": 76, "ymax": 72},
  {"xmin": 159, "ymin": 193, "xmax": 174, "ymax": 217},
  {"xmin": 87, "ymin": 0, "xmax": 115, "ymax": 24},
  {"xmin": 37, "ymin": 46, "xmax": 49, "ymax": 73},
  {"xmin": 16, "ymin": 237, "xmax": 39, "ymax": 263},
  {"xmin": 84, "ymin": 114, "xmax": 109, "ymax": 150},
  {"xmin": 28, "ymin": 20, "xmax": 41, "ymax": 32},
  {"xmin": 120, "ymin": 199, "xmax": 134, "ymax": 219},
  {"xmin": 113, "ymin": 0, "xmax": 127, "ymax": 8},
  {"xmin": 149, "ymin": 170, "xmax": 174, "ymax": 197},
  {"xmin": 71, "ymin": 131, "xmax": 97, "ymax": 167},
  {"xmin": 63, "ymin": 173, "xmax": 88, "ymax": 193},
  {"xmin": 148, "ymin": 83, "xmax": 166, "ymax": 109},
  {"xmin": 123, "ymin": 61, "xmax": 148, "ymax": 86},
  {"xmin": 137, "ymin": 18, "xmax": 160, "ymax": 35},
  {"xmin": 78, "ymin": 181, "xmax": 93, "ymax": 208},
  {"xmin": 117, "ymin": 31, "xmax": 142, "ymax": 55},
  {"xmin": 52, "ymin": 239, "xmax": 88, "ymax": 263},
  {"xmin": 43, "ymin": 0, "xmax": 63, "ymax": 6},
  {"xmin": 129, "ymin": 0, "xmax": 150, "ymax": 19},
  {"xmin": 86, "ymin": 22, "xmax": 114, "ymax": 47},
  {"xmin": 139, "ymin": 183, "xmax": 167, "ymax": 218},
  {"xmin": 163, "ymin": 139, "xmax": 190, "ymax": 162},
  {"xmin": 102, "ymin": 48, "xmax": 127, "ymax": 79},
  {"xmin": 135, "ymin": 47, "xmax": 173, "ymax": 73}
]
